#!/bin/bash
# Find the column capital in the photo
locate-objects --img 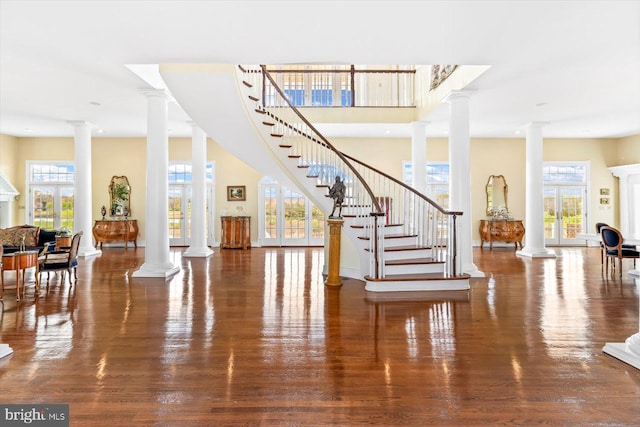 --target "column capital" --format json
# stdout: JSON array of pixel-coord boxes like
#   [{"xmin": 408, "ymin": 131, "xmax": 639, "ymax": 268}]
[
  {"xmin": 67, "ymin": 120, "xmax": 93, "ymax": 128},
  {"xmin": 525, "ymin": 121, "xmax": 550, "ymax": 129},
  {"xmin": 442, "ymin": 89, "xmax": 475, "ymax": 104},
  {"xmin": 141, "ymin": 89, "xmax": 173, "ymax": 101},
  {"xmin": 410, "ymin": 121, "xmax": 430, "ymax": 129}
]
